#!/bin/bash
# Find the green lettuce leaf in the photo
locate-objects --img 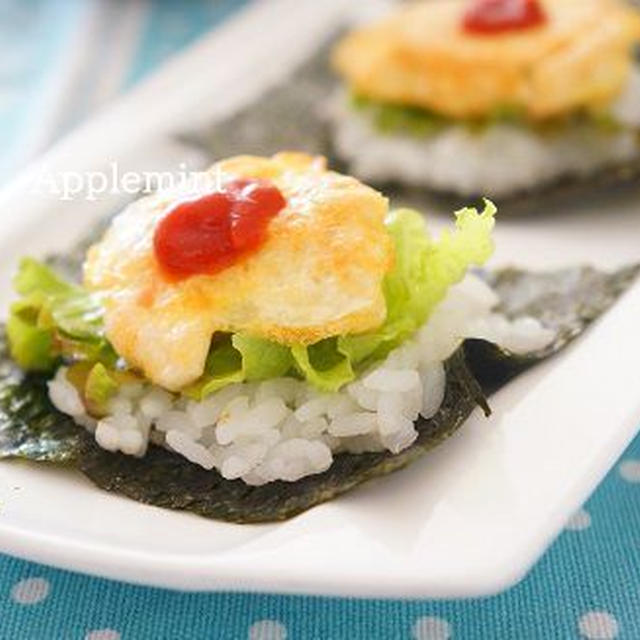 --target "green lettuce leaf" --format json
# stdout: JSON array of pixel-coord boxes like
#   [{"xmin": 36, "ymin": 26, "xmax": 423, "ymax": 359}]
[
  {"xmin": 186, "ymin": 334, "xmax": 295, "ymax": 399},
  {"xmin": 339, "ymin": 201, "xmax": 496, "ymax": 367},
  {"xmin": 231, "ymin": 334, "xmax": 292, "ymax": 381},
  {"xmin": 352, "ymin": 93, "xmax": 626, "ymax": 137},
  {"xmin": 291, "ymin": 339, "xmax": 354, "ymax": 393},
  {"xmin": 185, "ymin": 335, "xmax": 245, "ymax": 399},
  {"xmin": 351, "ymin": 93, "xmax": 448, "ymax": 136},
  {"xmin": 6, "ymin": 299, "xmax": 57, "ymax": 371},
  {"xmin": 85, "ymin": 363, "xmax": 119, "ymax": 415},
  {"xmin": 8, "ymin": 259, "xmax": 115, "ymax": 371}
]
